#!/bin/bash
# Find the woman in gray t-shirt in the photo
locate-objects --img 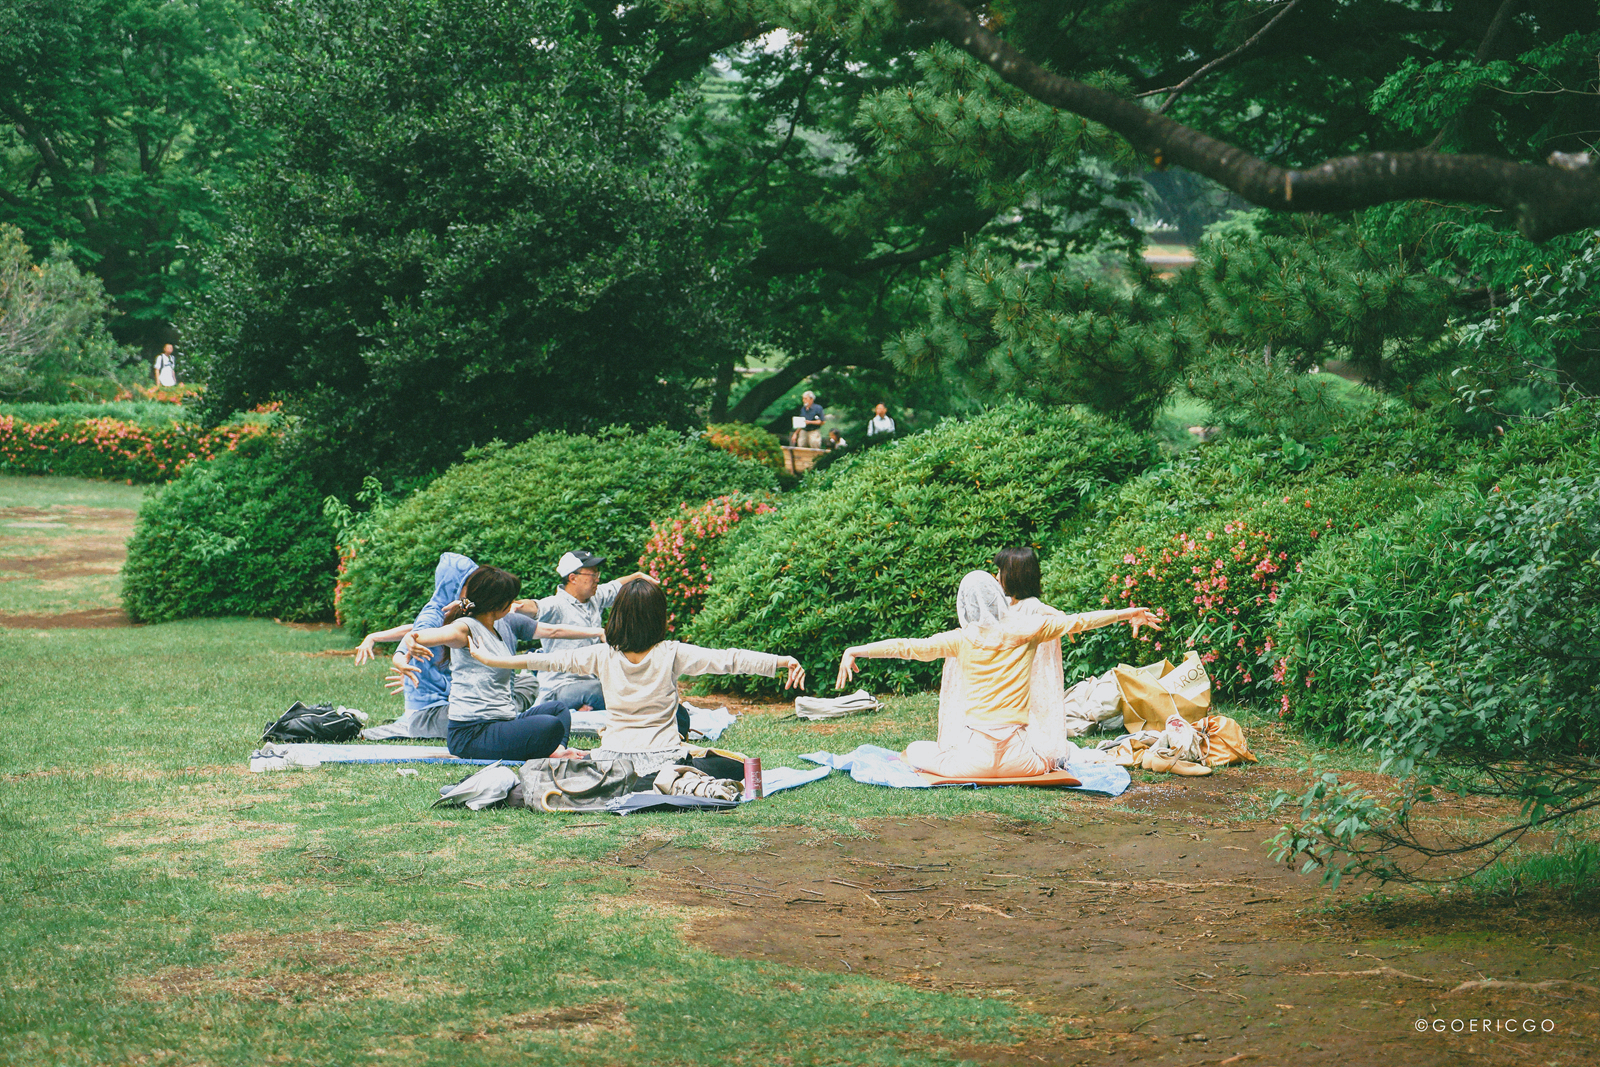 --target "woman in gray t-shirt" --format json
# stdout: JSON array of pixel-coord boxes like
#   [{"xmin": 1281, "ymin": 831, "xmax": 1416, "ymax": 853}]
[{"xmin": 406, "ymin": 566, "xmax": 603, "ymax": 761}]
